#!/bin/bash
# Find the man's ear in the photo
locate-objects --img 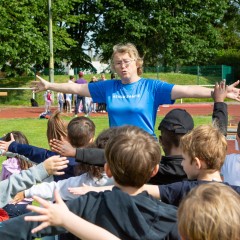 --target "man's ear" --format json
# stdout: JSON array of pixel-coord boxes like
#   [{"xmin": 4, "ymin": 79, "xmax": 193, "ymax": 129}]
[
  {"xmin": 151, "ymin": 164, "xmax": 159, "ymax": 177},
  {"xmin": 104, "ymin": 163, "xmax": 112, "ymax": 178}
]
